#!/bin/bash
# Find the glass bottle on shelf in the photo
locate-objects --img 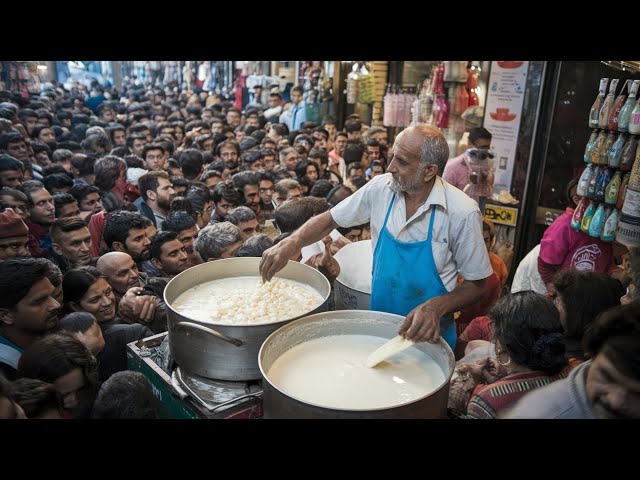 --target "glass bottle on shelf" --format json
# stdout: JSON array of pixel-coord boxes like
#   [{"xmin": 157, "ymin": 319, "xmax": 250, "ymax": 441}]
[
  {"xmin": 589, "ymin": 78, "xmax": 609, "ymax": 128},
  {"xmin": 618, "ymin": 80, "xmax": 640, "ymax": 133}
]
